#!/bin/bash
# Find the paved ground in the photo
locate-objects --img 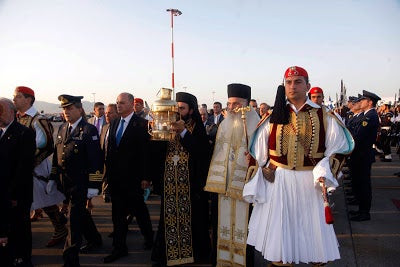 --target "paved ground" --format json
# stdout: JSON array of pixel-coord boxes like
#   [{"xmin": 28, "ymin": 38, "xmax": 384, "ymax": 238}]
[{"xmin": 30, "ymin": 147, "xmax": 400, "ymax": 266}]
